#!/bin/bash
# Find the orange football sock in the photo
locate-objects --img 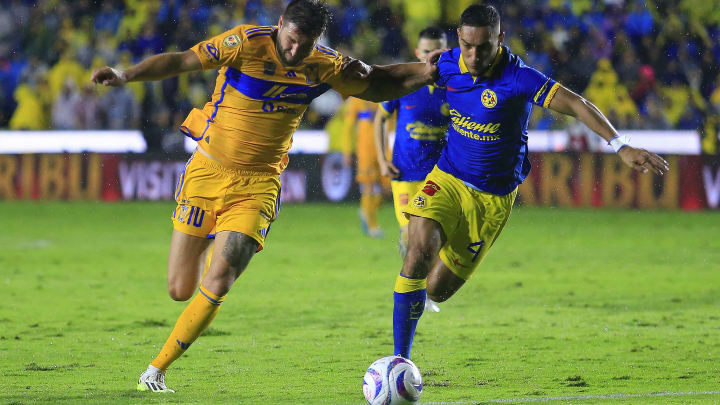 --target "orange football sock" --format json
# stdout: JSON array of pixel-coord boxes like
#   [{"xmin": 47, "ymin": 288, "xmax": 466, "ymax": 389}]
[
  {"xmin": 150, "ymin": 286, "xmax": 224, "ymax": 371},
  {"xmin": 360, "ymin": 194, "xmax": 378, "ymax": 228}
]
